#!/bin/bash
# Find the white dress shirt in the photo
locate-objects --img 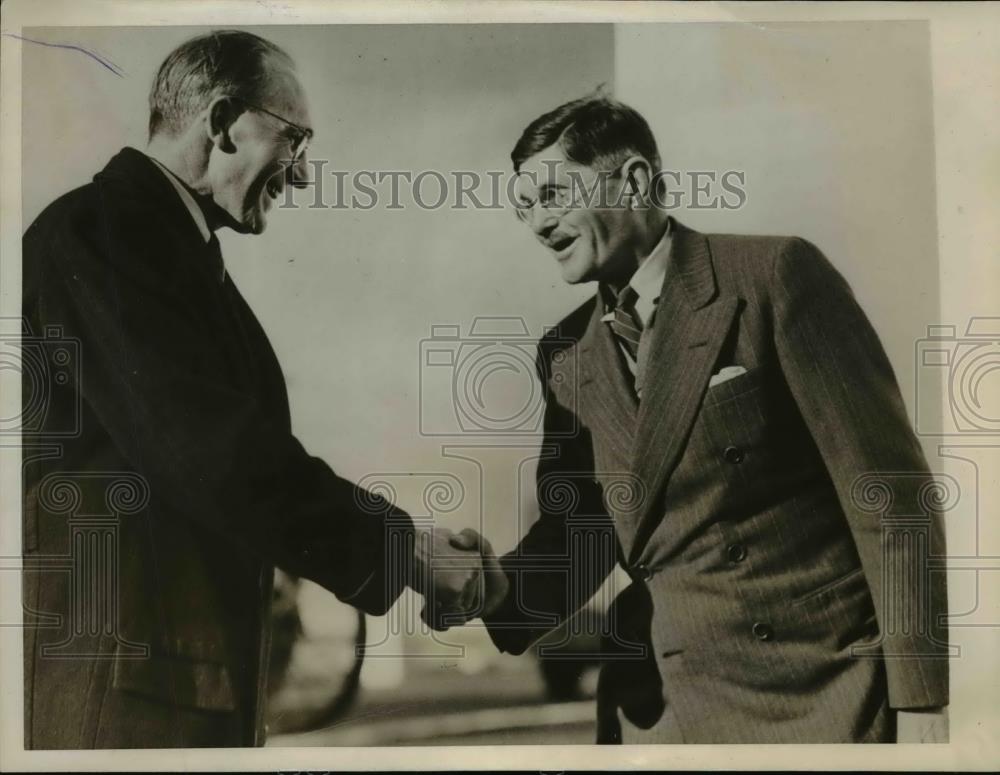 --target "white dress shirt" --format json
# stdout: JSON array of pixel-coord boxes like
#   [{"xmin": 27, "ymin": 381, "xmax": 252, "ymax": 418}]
[{"xmin": 601, "ymin": 220, "xmax": 673, "ymax": 395}]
